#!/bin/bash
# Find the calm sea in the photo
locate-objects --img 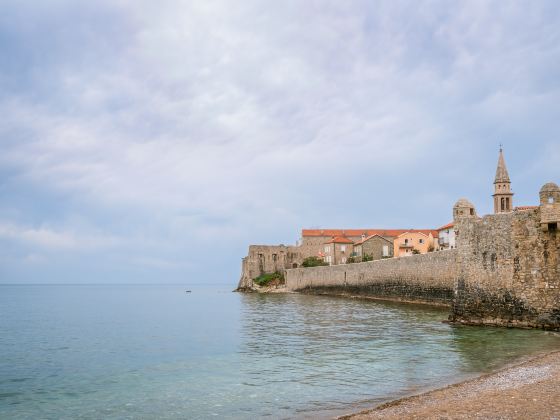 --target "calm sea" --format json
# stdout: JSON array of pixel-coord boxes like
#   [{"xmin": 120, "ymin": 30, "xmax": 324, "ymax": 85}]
[{"xmin": 1, "ymin": 284, "xmax": 560, "ymax": 419}]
